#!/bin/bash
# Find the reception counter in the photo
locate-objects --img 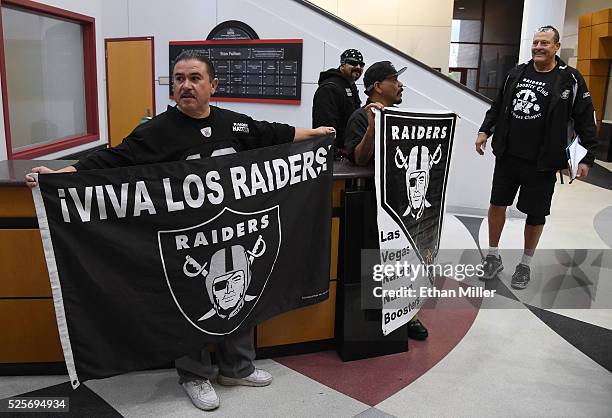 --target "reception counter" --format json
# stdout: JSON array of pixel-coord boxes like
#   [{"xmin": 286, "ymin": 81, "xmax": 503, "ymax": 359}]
[
  {"xmin": 0, "ymin": 160, "xmax": 79, "ymax": 372},
  {"xmin": 0, "ymin": 159, "xmax": 403, "ymax": 373}
]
